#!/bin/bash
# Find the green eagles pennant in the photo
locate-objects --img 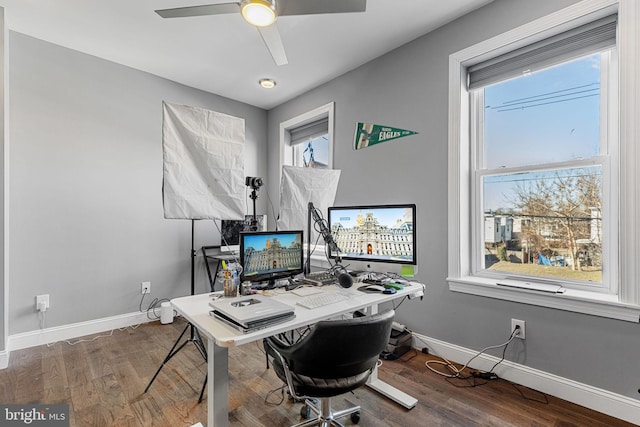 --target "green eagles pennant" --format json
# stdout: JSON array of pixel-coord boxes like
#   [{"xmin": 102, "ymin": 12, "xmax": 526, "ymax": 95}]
[{"xmin": 353, "ymin": 122, "xmax": 418, "ymax": 150}]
